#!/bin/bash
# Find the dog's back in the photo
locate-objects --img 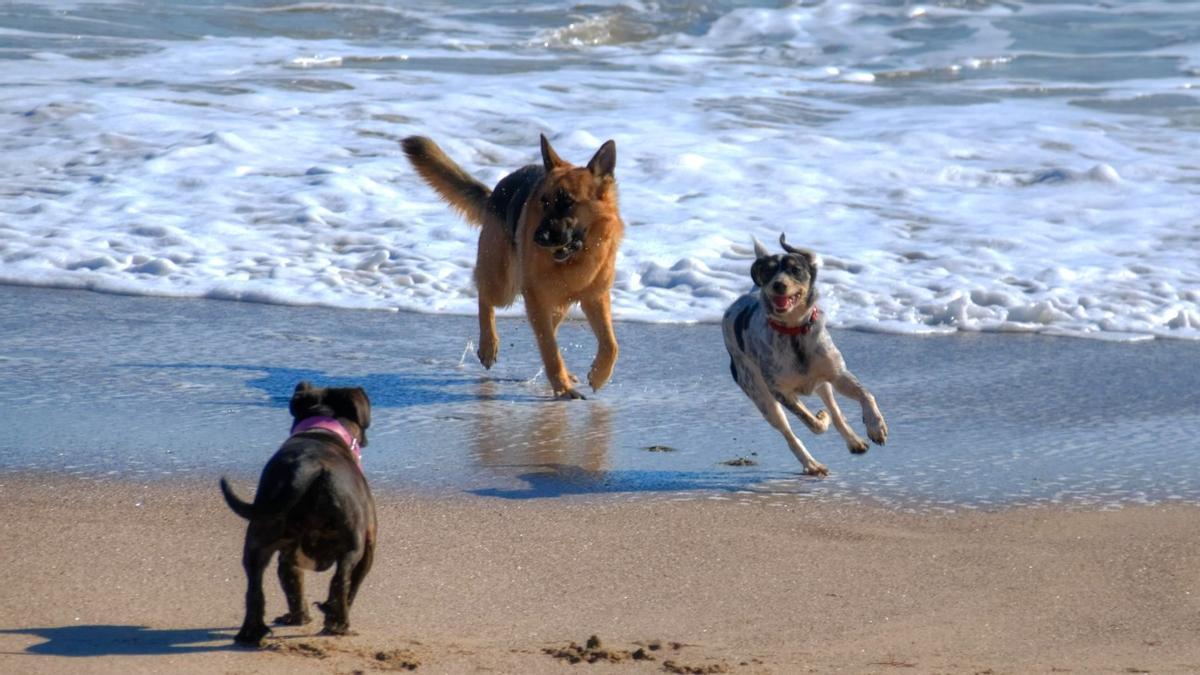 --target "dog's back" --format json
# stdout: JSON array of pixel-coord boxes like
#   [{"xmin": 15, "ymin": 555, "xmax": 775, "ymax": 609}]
[{"xmin": 220, "ymin": 436, "xmax": 367, "ymax": 528}]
